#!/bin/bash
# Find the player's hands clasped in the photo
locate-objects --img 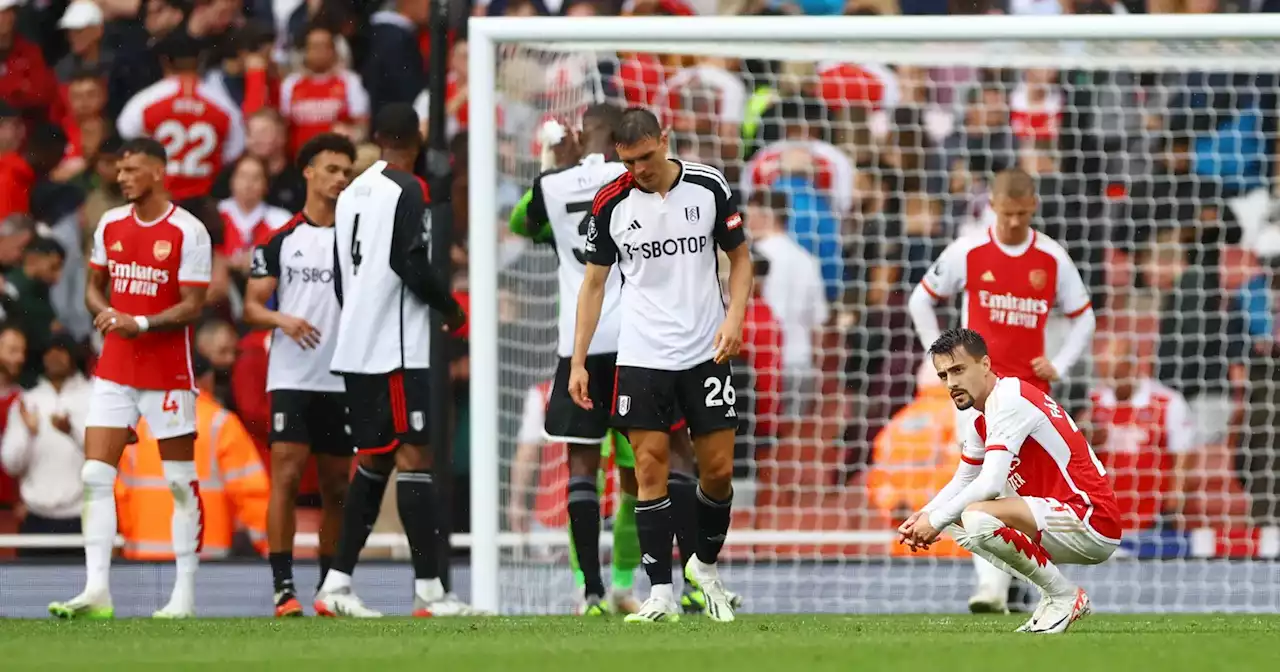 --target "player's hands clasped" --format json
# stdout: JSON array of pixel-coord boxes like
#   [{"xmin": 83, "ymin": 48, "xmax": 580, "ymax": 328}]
[
  {"xmin": 568, "ymin": 363, "xmax": 592, "ymax": 410},
  {"xmin": 897, "ymin": 511, "xmax": 941, "ymax": 552},
  {"xmin": 279, "ymin": 314, "xmax": 322, "ymax": 349},
  {"xmin": 713, "ymin": 317, "xmax": 744, "ymax": 364},
  {"xmin": 95, "ymin": 309, "xmax": 142, "ymax": 338},
  {"xmin": 1031, "ymin": 357, "xmax": 1059, "ymax": 382}
]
